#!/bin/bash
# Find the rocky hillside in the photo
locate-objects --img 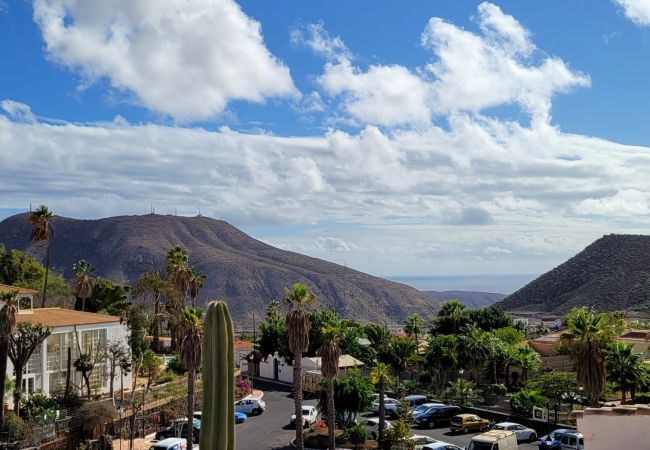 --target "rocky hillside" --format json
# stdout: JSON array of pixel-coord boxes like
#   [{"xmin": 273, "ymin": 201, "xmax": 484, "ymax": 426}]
[
  {"xmin": 494, "ymin": 234, "xmax": 650, "ymax": 315},
  {"xmin": 424, "ymin": 290, "xmax": 506, "ymax": 308},
  {"xmin": 0, "ymin": 213, "xmax": 439, "ymax": 324}
]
